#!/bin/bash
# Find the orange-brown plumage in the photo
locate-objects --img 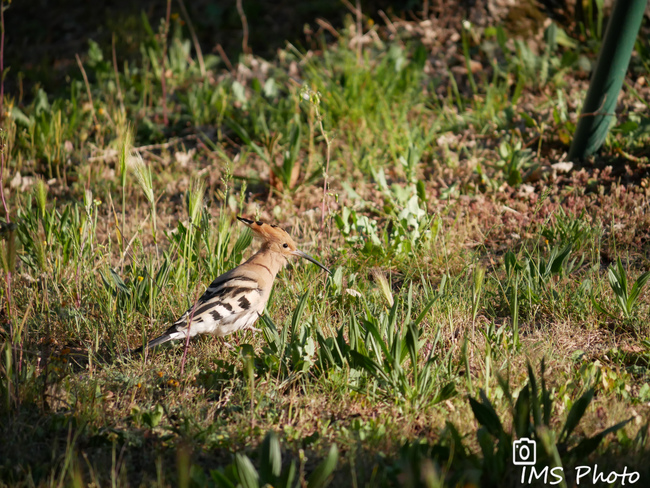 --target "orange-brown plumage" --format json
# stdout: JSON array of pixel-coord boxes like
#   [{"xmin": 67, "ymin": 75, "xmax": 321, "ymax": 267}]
[{"xmin": 140, "ymin": 216, "xmax": 329, "ymax": 350}]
